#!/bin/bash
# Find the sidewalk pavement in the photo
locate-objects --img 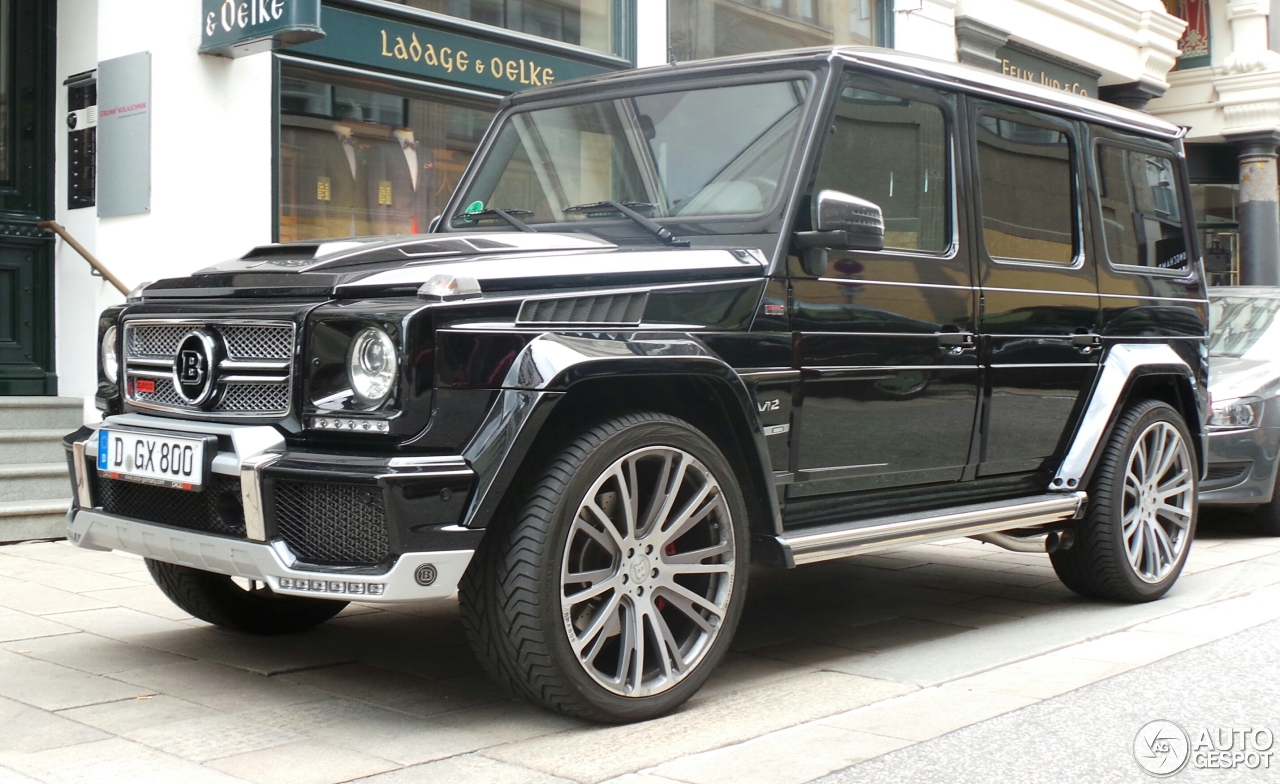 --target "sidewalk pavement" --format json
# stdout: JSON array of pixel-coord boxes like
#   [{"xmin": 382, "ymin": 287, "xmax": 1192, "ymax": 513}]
[{"xmin": 0, "ymin": 514, "xmax": 1278, "ymax": 784}]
